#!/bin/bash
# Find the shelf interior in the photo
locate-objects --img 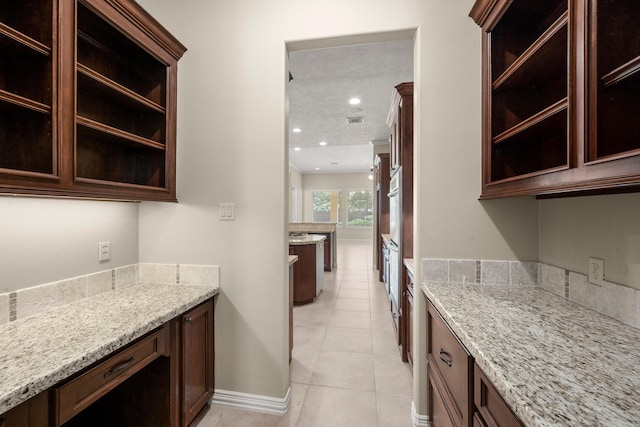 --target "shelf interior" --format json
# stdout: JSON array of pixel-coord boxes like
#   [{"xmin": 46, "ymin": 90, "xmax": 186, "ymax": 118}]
[
  {"xmin": 77, "ymin": 71, "xmax": 166, "ymax": 144},
  {"xmin": 491, "ymin": 0, "xmax": 566, "ymax": 78},
  {"xmin": 0, "ymin": 99, "xmax": 53, "ymax": 174},
  {"xmin": 77, "ymin": 2, "xmax": 166, "ymax": 107},
  {"xmin": 0, "ymin": 34, "xmax": 52, "ymax": 106},
  {"xmin": 595, "ymin": 70, "xmax": 640, "ymax": 159},
  {"xmin": 597, "ymin": 0, "xmax": 640, "ymax": 79},
  {"xmin": 491, "ymin": 109, "xmax": 567, "ymax": 182},
  {"xmin": 0, "ymin": 0, "xmax": 52, "ymax": 48},
  {"xmin": 76, "ymin": 124, "xmax": 166, "ymax": 188}
]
